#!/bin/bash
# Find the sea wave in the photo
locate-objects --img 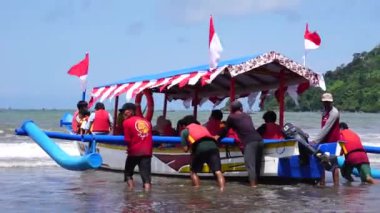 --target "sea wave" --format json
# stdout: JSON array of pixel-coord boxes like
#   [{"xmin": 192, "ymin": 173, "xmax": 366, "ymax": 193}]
[
  {"xmin": 0, "ymin": 158, "xmax": 58, "ymax": 168},
  {"xmin": 0, "ymin": 142, "xmax": 79, "ymax": 167}
]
